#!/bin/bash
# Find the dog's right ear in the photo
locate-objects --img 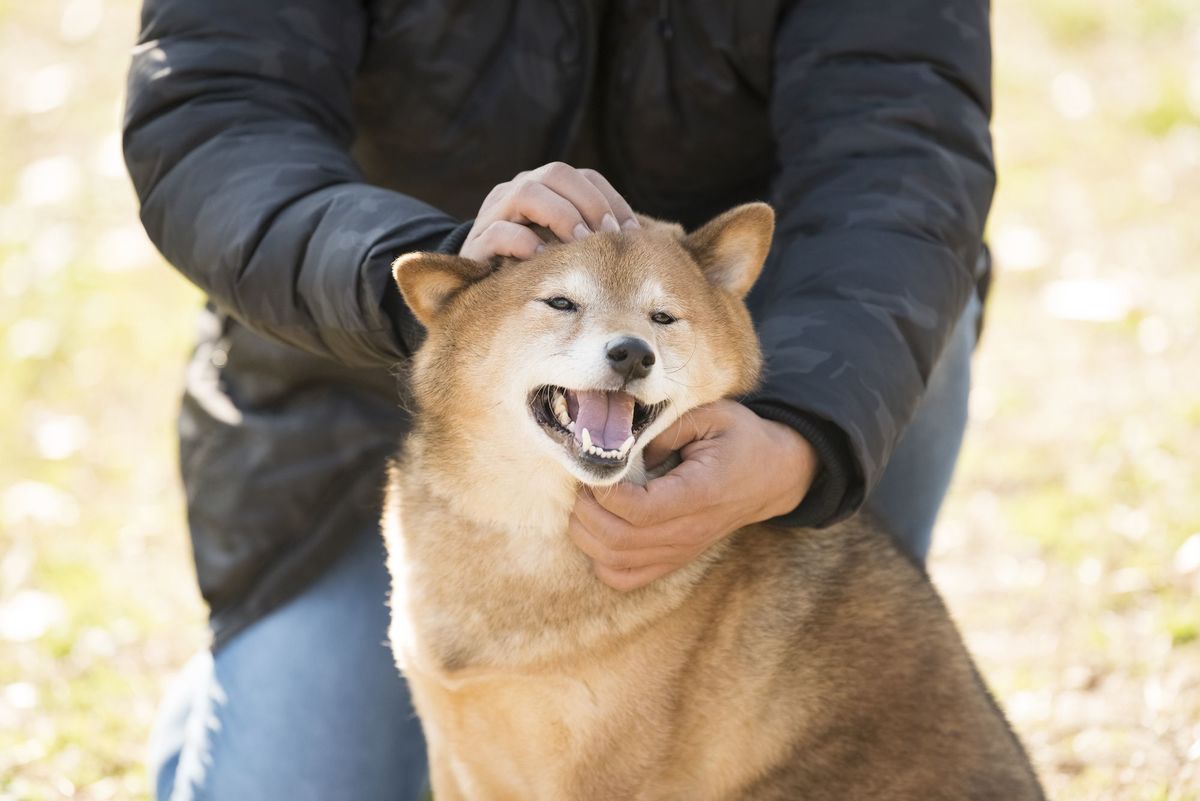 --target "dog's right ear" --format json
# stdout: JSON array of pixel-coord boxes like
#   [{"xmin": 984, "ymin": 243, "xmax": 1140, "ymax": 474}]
[{"xmin": 392, "ymin": 252, "xmax": 493, "ymax": 327}]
